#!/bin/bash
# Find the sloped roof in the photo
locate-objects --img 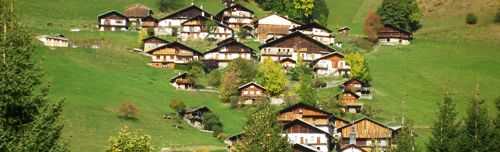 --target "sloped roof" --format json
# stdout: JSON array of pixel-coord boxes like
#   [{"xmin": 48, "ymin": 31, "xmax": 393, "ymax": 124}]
[
  {"xmin": 123, "ymin": 4, "xmax": 152, "ymax": 18},
  {"xmin": 259, "ymin": 31, "xmax": 336, "ymax": 53},
  {"xmin": 146, "ymin": 41, "xmax": 202, "ymax": 55},
  {"xmin": 337, "ymin": 90, "xmax": 361, "ymax": 99},
  {"xmin": 204, "ymin": 38, "xmax": 255, "ymax": 54},
  {"xmin": 169, "ymin": 72, "xmax": 189, "ymax": 83},
  {"xmin": 181, "ymin": 15, "xmax": 231, "ymax": 29},
  {"xmin": 97, "ymin": 10, "xmax": 127, "ymax": 19},
  {"xmin": 290, "ymin": 22, "xmax": 332, "ymax": 33},
  {"xmin": 215, "ymin": 3, "xmax": 254, "ymax": 19},
  {"xmin": 185, "ymin": 106, "xmax": 211, "ymax": 113},
  {"xmin": 279, "ymin": 57, "xmax": 296, "ymax": 63},
  {"xmin": 238, "ymin": 82, "xmax": 266, "ymax": 91},
  {"xmin": 337, "ymin": 117, "xmax": 396, "ymax": 131},
  {"xmin": 310, "ymin": 51, "xmax": 345, "ymax": 65},
  {"xmin": 160, "ymin": 5, "xmax": 212, "ymax": 20},
  {"xmin": 339, "ymin": 144, "xmax": 367, "ymax": 152},
  {"xmin": 283, "ymin": 119, "xmax": 332, "ymax": 136},
  {"xmin": 142, "ymin": 36, "xmax": 169, "ymax": 43},
  {"xmin": 278, "ymin": 102, "xmax": 332, "ymax": 116},
  {"xmin": 293, "ymin": 144, "xmax": 320, "ymax": 152}
]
